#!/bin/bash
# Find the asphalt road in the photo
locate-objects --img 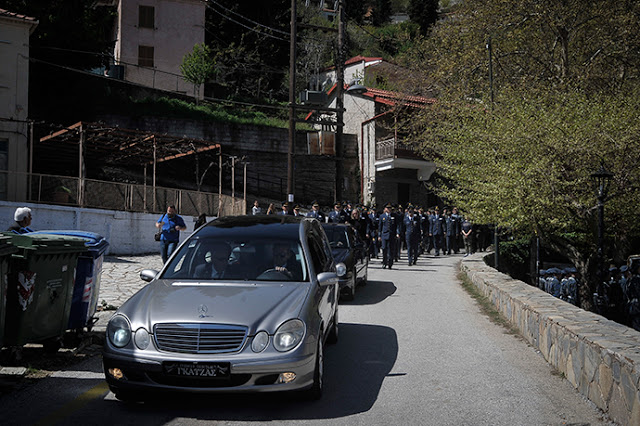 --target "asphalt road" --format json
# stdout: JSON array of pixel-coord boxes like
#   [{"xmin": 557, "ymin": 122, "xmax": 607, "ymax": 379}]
[{"xmin": 0, "ymin": 253, "xmax": 615, "ymax": 425}]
